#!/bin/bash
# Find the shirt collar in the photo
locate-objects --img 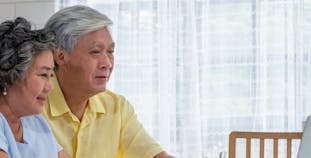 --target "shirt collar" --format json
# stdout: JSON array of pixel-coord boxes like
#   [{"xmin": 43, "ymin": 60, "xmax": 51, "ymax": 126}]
[{"xmin": 89, "ymin": 95, "xmax": 106, "ymax": 114}]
